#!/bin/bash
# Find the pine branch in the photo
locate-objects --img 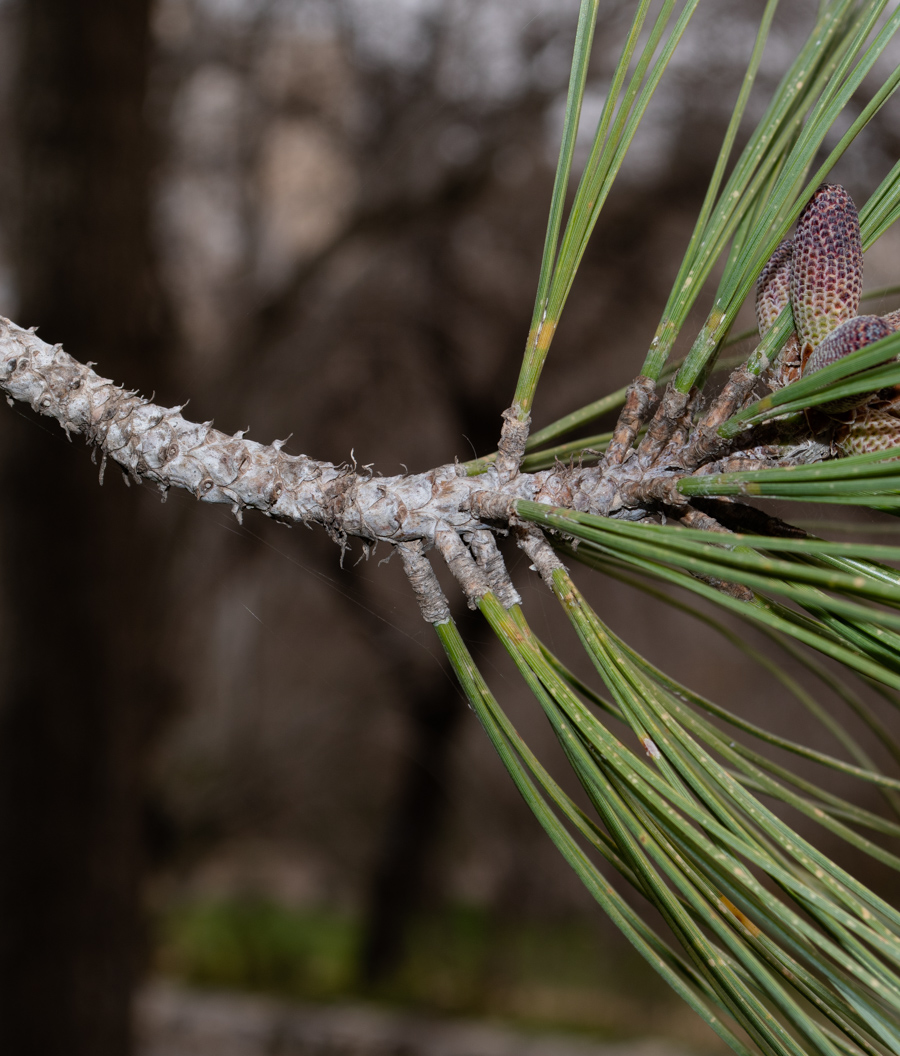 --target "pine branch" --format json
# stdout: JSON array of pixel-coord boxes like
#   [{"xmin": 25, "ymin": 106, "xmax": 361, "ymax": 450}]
[
  {"xmin": 0, "ymin": 318, "xmax": 530, "ymax": 553},
  {"xmin": 0, "ymin": 313, "xmax": 839, "ymax": 618}
]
